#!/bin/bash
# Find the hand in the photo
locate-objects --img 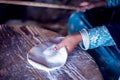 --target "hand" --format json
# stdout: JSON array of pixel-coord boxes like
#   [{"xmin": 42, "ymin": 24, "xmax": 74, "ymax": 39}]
[
  {"xmin": 54, "ymin": 33, "xmax": 82, "ymax": 54},
  {"xmin": 77, "ymin": 2, "xmax": 95, "ymax": 12},
  {"xmin": 77, "ymin": 1, "xmax": 106, "ymax": 12}
]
